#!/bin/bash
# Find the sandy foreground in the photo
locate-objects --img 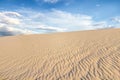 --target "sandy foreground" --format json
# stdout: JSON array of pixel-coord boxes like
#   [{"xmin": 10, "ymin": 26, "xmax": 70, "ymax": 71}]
[{"xmin": 0, "ymin": 29, "xmax": 120, "ymax": 80}]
